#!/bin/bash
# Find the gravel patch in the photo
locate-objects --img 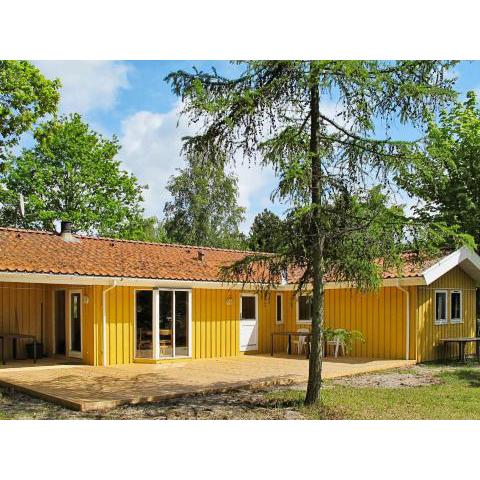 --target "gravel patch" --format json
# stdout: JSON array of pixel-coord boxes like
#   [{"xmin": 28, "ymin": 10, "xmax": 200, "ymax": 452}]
[
  {"xmin": 0, "ymin": 385, "xmax": 305, "ymax": 420},
  {"xmin": 330, "ymin": 365, "xmax": 441, "ymax": 388}
]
